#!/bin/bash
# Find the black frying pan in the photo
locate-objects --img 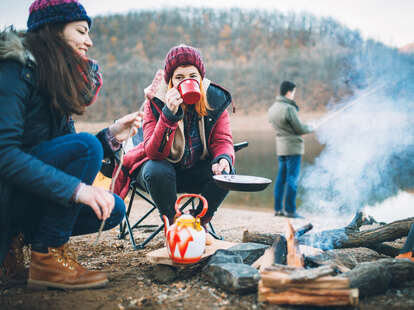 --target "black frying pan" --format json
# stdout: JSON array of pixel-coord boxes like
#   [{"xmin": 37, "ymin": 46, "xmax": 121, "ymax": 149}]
[{"xmin": 213, "ymin": 174, "xmax": 272, "ymax": 192}]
